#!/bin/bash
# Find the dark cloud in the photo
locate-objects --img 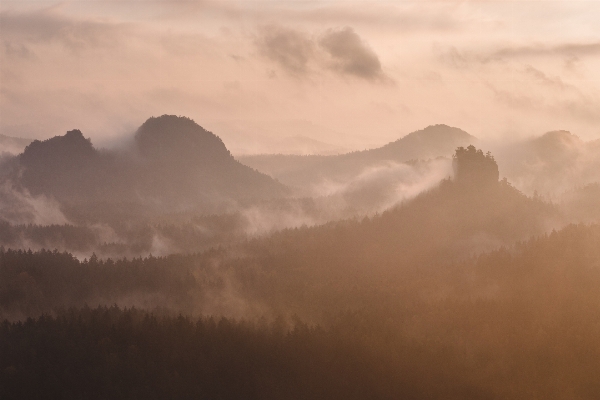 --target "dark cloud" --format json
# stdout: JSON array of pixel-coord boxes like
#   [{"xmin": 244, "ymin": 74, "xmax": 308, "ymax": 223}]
[
  {"xmin": 319, "ymin": 27, "xmax": 384, "ymax": 81},
  {"xmin": 255, "ymin": 25, "xmax": 387, "ymax": 82},
  {"xmin": 255, "ymin": 25, "xmax": 315, "ymax": 75}
]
